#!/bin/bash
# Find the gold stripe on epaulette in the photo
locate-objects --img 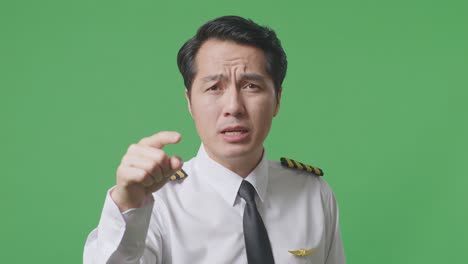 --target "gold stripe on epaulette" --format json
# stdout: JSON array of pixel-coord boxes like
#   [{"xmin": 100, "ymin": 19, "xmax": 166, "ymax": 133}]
[
  {"xmin": 176, "ymin": 170, "xmax": 185, "ymax": 178},
  {"xmin": 312, "ymin": 166, "xmax": 323, "ymax": 176},
  {"xmin": 280, "ymin": 157, "xmax": 324, "ymax": 176},
  {"xmin": 169, "ymin": 169, "xmax": 188, "ymax": 181},
  {"xmin": 282, "ymin": 157, "xmax": 295, "ymax": 168},
  {"xmin": 293, "ymin": 160, "xmax": 303, "ymax": 170},
  {"xmin": 304, "ymin": 164, "xmax": 313, "ymax": 173}
]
